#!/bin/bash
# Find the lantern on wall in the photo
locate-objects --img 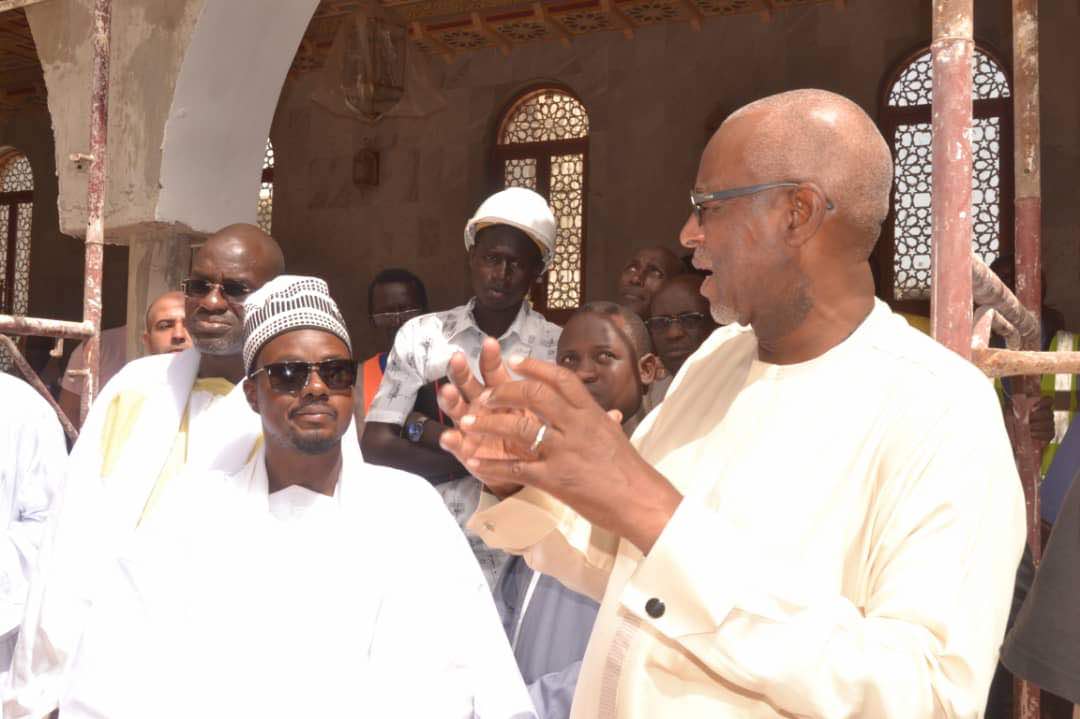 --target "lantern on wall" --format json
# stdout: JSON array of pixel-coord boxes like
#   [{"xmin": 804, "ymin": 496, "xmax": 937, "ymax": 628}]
[{"xmin": 339, "ymin": 4, "xmax": 407, "ymax": 123}]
